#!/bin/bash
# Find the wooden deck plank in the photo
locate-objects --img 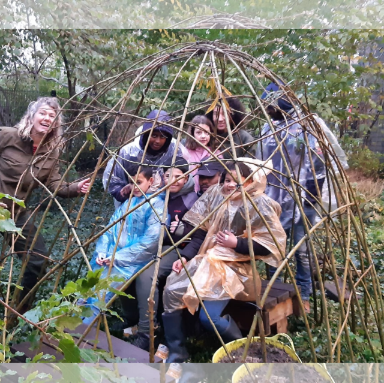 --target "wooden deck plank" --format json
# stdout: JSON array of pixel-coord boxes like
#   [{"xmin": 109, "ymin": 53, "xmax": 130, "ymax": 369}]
[{"xmin": 67, "ymin": 323, "xmax": 161, "ymax": 363}]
